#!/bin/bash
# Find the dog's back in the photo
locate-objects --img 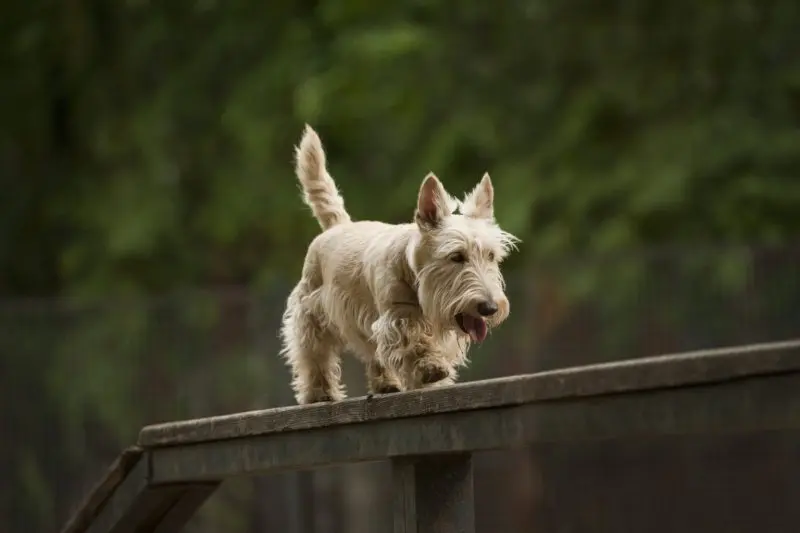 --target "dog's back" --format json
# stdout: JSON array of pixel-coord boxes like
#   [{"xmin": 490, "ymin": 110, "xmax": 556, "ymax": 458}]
[
  {"xmin": 303, "ymin": 220, "xmax": 415, "ymax": 338},
  {"xmin": 293, "ymin": 125, "xmax": 415, "ymax": 342}
]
